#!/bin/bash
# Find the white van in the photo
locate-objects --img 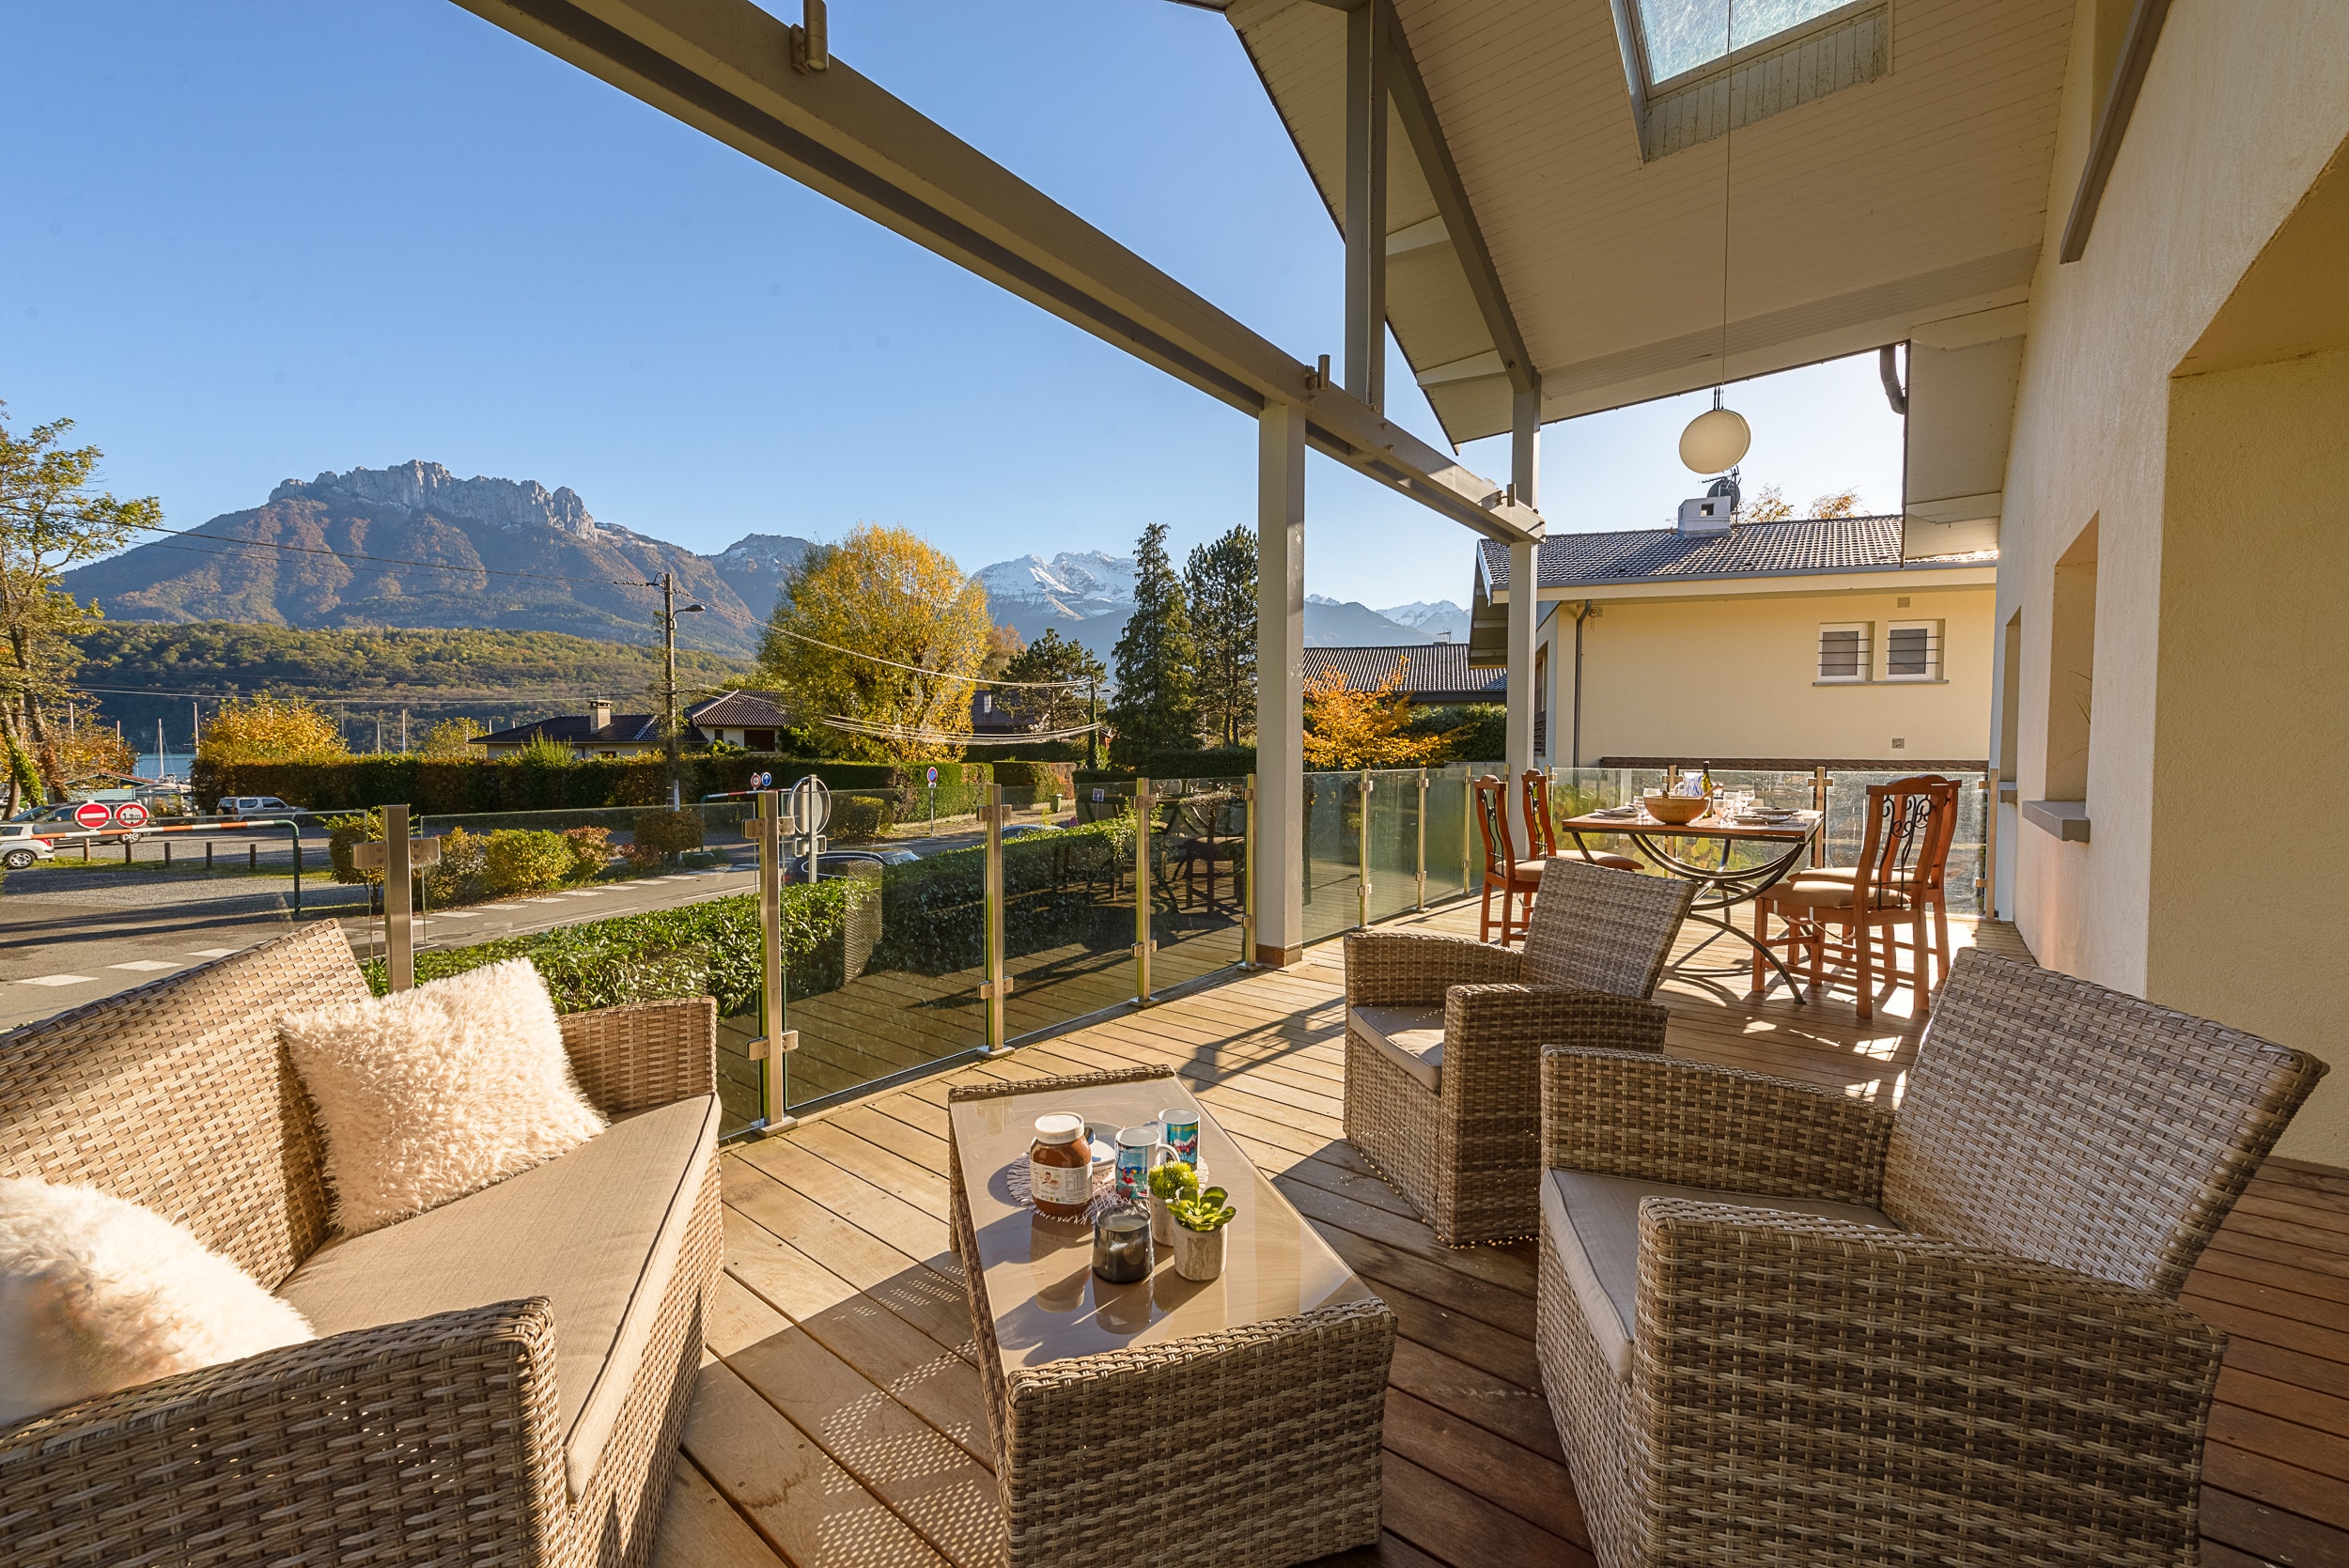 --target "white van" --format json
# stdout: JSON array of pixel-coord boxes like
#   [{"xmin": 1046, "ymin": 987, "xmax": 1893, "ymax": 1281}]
[{"xmin": 217, "ymin": 797, "xmax": 295, "ymax": 816}]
